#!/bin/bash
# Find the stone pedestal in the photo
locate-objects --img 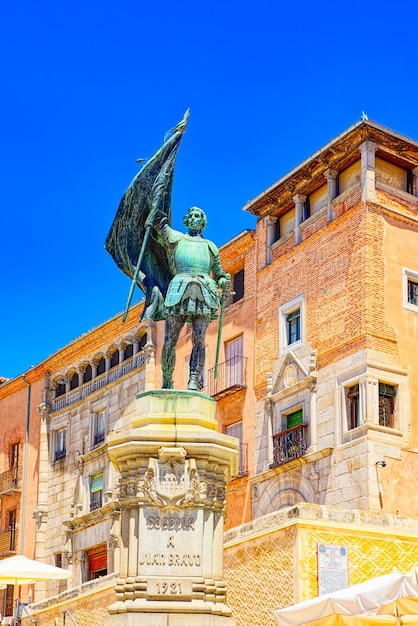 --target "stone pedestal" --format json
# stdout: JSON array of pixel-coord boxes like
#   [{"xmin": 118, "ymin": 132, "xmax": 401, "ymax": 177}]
[{"xmin": 105, "ymin": 389, "xmax": 238, "ymax": 625}]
